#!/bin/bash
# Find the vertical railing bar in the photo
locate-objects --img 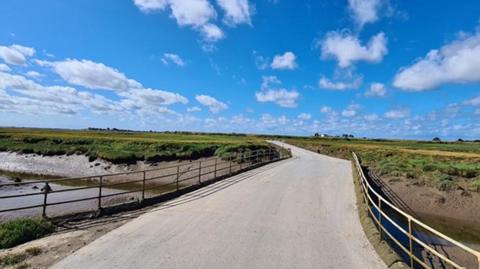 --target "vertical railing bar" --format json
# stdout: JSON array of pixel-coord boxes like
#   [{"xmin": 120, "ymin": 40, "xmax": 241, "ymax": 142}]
[
  {"xmin": 42, "ymin": 181, "xmax": 49, "ymax": 218},
  {"xmin": 408, "ymin": 217, "xmax": 414, "ymax": 268},
  {"xmin": 198, "ymin": 160, "xmax": 202, "ymax": 184},
  {"xmin": 229, "ymin": 154, "xmax": 233, "ymax": 175},
  {"xmin": 98, "ymin": 176, "xmax": 103, "ymax": 210},
  {"xmin": 214, "ymin": 158, "xmax": 218, "ymax": 178},
  {"xmin": 379, "ymin": 198, "xmax": 382, "ymax": 241},
  {"xmin": 176, "ymin": 165, "xmax": 180, "ymax": 191},
  {"xmin": 141, "ymin": 171, "xmax": 146, "ymax": 202}
]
